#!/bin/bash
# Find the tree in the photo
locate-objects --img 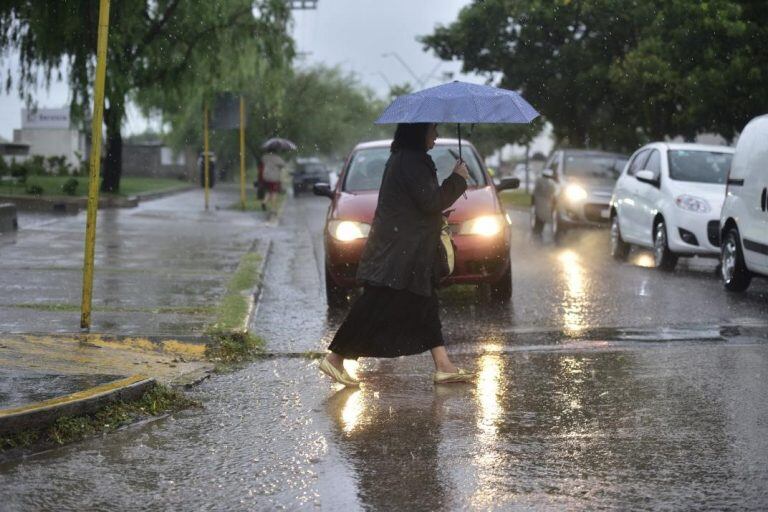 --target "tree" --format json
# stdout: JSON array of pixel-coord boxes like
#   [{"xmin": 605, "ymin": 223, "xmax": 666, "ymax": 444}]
[
  {"xmin": 422, "ymin": 0, "xmax": 768, "ymax": 151},
  {"xmin": 158, "ymin": 65, "xmax": 389, "ymax": 168},
  {"xmin": 0, "ymin": 0, "xmax": 293, "ymax": 192}
]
